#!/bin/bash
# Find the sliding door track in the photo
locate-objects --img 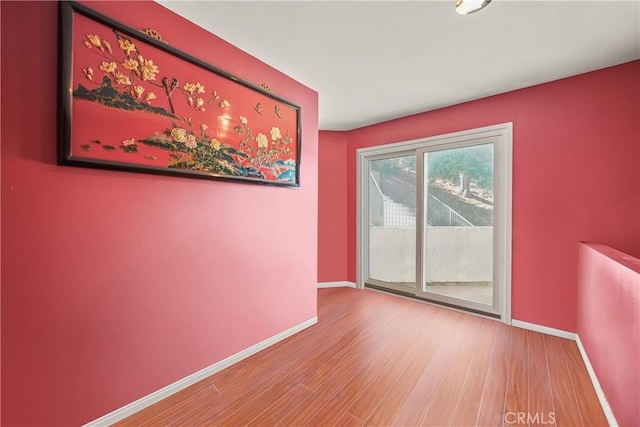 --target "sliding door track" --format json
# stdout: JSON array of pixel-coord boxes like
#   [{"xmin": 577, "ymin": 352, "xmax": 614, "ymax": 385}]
[{"xmin": 365, "ymin": 283, "xmax": 501, "ymax": 320}]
